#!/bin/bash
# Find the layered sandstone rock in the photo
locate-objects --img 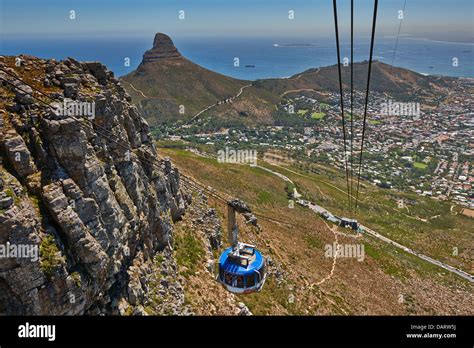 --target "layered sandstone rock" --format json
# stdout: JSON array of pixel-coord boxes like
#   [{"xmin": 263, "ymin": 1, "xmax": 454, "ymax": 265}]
[
  {"xmin": 141, "ymin": 33, "xmax": 182, "ymax": 64},
  {"xmin": 0, "ymin": 55, "xmax": 186, "ymax": 314}
]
